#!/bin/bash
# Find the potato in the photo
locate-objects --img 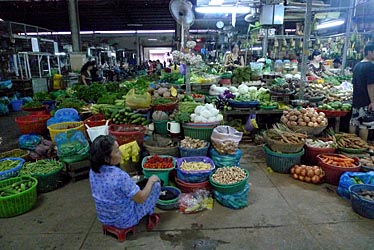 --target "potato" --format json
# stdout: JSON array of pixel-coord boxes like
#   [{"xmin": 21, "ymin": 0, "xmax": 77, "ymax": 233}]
[
  {"xmin": 299, "ymin": 122, "xmax": 307, "ymax": 126},
  {"xmin": 290, "ymin": 121, "xmax": 297, "ymax": 126},
  {"xmin": 308, "ymin": 122, "xmax": 314, "ymax": 127},
  {"xmin": 289, "ymin": 115, "xmax": 298, "ymax": 121},
  {"xmin": 304, "ymin": 116, "xmax": 311, "ymax": 123},
  {"xmin": 311, "ymin": 117, "xmax": 317, "ymax": 122}
]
